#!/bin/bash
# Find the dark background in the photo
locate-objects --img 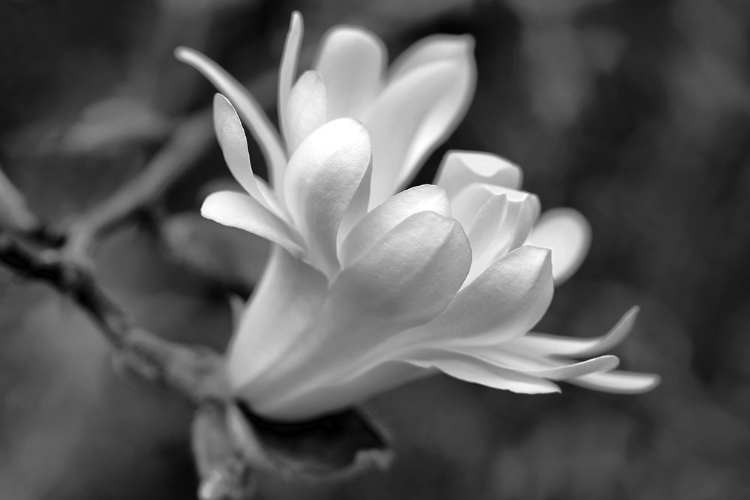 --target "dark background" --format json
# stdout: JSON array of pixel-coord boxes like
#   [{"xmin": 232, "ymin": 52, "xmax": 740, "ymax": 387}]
[{"xmin": 1, "ymin": 0, "xmax": 749, "ymax": 498}]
